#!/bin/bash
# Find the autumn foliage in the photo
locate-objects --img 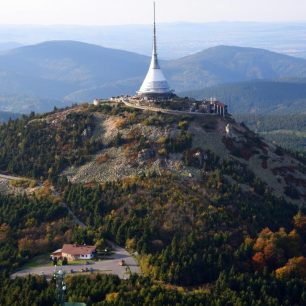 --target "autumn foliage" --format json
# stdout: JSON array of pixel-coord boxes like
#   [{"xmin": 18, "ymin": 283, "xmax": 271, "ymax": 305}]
[
  {"xmin": 252, "ymin": 213, "xmax": 306, "ymax": 280},
  {"xmin": 276, "ymin": 256, "xmax": 306, "ymax": 279}
]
